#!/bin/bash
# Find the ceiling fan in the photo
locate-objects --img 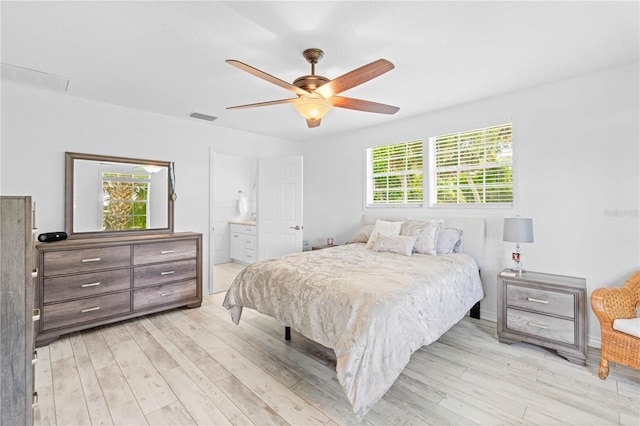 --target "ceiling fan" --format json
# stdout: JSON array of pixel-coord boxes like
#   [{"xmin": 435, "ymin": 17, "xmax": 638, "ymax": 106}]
[{"xmin": 226, "ymin": 48, "xmax": 399, "ymax": 128}]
